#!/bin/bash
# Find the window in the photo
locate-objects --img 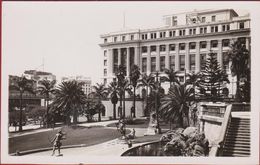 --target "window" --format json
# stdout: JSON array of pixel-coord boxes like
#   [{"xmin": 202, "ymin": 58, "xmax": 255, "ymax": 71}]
[
  {"xmin": 222, "ymin": 24, "xmax": 230, "ymax": 32},
  {"xmin": 113, "ymin": 49, "xmax": 118, "ymax": 73},
  {"xmin": 193, "ymin": 29, "xmax": 196, "ymax": 35},
  {"xmin": 179, "ymin": 29, "xmax": 186, "ymax": 36},
  {"xmin": 190, "ymin": 54, "xmax": 196, "ymax": 71},
  {"xmin": 160, "ymin": 56, "xmax": 165, "ymax": 72},
  {"xmin": 104, "ymin": 60, "xmax": 107, "ymax": 66},
  {"xmin": 215, "ymin": 26, "xmax": 218, "ymax": 32},
  {"xmin": 212, "ymin": 15, "xmax": 216, "ymax": 22},
  {"xmin": 122, "ymin": 36, "xmax": 126, "ymax": 41},
  {"xmin": 141, "ymin": 34, "xmax": 148, "ymax": 40},
  {"xmin": 222, "ymin": 39, "xmax": 230, "ymax": 47},
  {"xmin": 189, "ymin": 42, "xmax": 196, "ymax": 50},
  {"xmin": 189, "ymin": 29, "xmax": 196, "ymax": 35},
  {"xmin": 104, "ymin": 50, "xmax": 107, "ymax": 57},
  {"xmin": 202, "ymin": 17, "xmax": 206, "ymax": 23},
  {"xmin": 223, "ymin": 52, "xmax": 229, "ymax": 71},
  {"xmin": 101, "ymin": 108, "xmax": 106, "ymax": 116},
  {"xmin": 104, "ymin": 38, "xmax": 107, "ymax": 43},
  {"xmin": 200, "ymin": 28, "xmax": 203, "ymax": 34},
  {"xmin": 160, "ymin": 32, "xmax": 166, "ymax": 38},
  {"xmin": 169, "ymin": 56, "xmax": 175, "ymax": 70},
  {"xmin": 114, "ymin": 37, "xmax": 117, "ymax": 42},
  {"xmin": 130, "ymin": 35, "xmax": 134, "ymax": 40},
  {"xmin": 189, "ymin": 29, "xmax": 192, "ymax": 35},
  {"xmin": 200, "ymin": 41, "xmax": 207, "ymax": 49},
  {"xmin": 104, "ymin": 78, "xmax": 107, "ymax": 85},
  {"xmin": 172, "ymin": 16, "xmax": 177, "ymax": 26},
  {"xmin": 104, "ymin": 69, "xmax": 107, "ymax": 76},
  {"xmin": 211, "ymin": 40, "xmax": 218, "ymax": 48},
  {"xmin": 169, "ymin": 44, "xmax": 175, "ymax": 51},
  {"xmin": 150, "ymin": 33, "xmax": 157, "ymax": 39},
  {"xmin": 141, "ymin": 46, "xmax": 147, "ymax": 53},
  {"xmin": 239, "ymin": 22, "xmax": 245, "ymax": 29},
  {"xmin": 151, "ymin": 46, "xmax": 156, "ymax": 52},
  {"xmin": 180, "ymin": 43, "xmax": 185, "ymax": 50},
  {"xmin": 151, "ymin": 57, "xmax": 156, "ymax": 72},
  {"xmin": 169, "ymin": 31, "xmax": 172, "ymax": 37},
  {"xmin": 180, "ymin": 55, "xmax": 185, "ymax": 71},
  {"xmin": 200, "ymin": 54, "xmax": 206, "ymax": 70},
  {"xmin": 160, "ymin": 45, "xmax": 166, "ymax": 52},
  {"xmin": 142, "ymin": 58, "xmax": 147, "ymax": 73},
  {"xmin": 204, "ymin": 27, "xmax": 207, "ymax": 34}
]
